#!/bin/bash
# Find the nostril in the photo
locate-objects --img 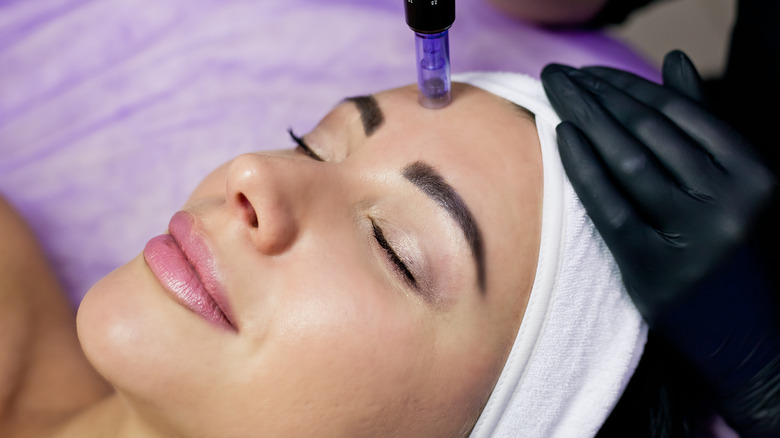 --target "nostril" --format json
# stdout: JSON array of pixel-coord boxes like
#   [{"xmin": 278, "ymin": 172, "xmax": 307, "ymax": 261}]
[{"xmin": 238, "ymin": 193, "xmax": 258, "ymax": 228}]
